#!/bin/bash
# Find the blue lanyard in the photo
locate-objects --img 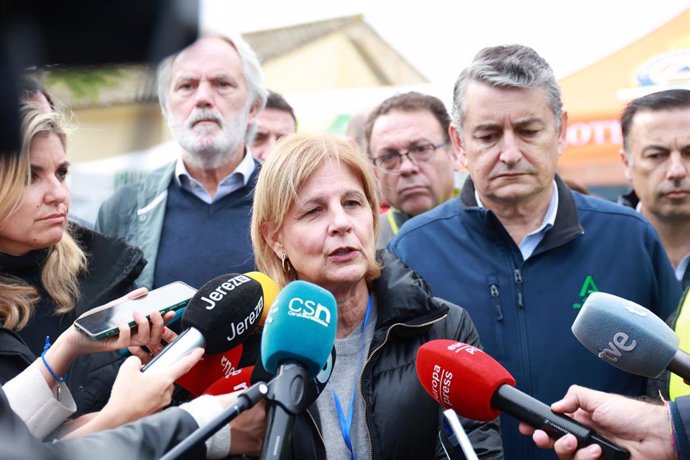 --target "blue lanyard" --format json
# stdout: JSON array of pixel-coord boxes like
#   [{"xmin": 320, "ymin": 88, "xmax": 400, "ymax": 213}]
[{"xmin": 330, "ymin": 294, "xmax": 372, "ymax": 460}]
